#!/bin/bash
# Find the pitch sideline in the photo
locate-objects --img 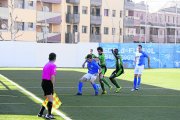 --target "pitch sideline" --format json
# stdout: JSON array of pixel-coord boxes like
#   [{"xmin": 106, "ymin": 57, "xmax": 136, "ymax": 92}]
[{"xmin": 0, "ymin": 74, "xmax": 72, "ymax": 120}]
